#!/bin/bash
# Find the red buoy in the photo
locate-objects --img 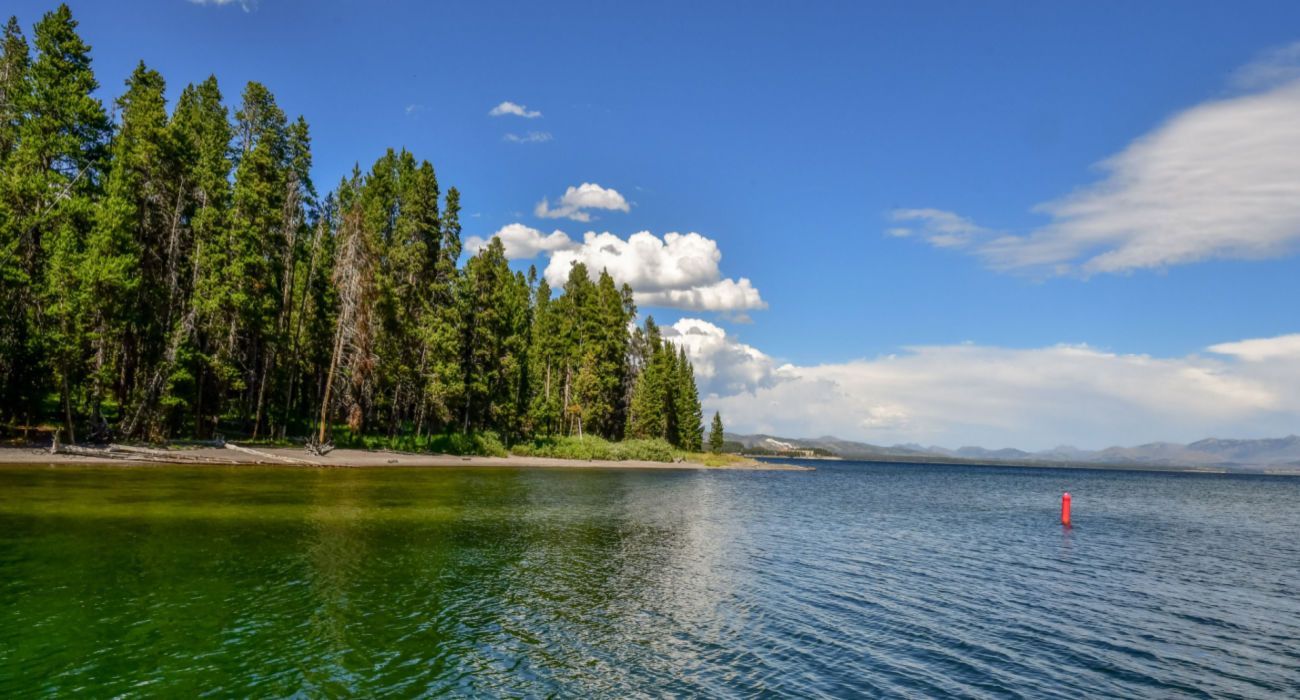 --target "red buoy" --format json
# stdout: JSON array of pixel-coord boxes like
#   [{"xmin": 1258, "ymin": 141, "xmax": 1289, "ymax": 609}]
[{"xmin": 1061, "ymin": 492, "xmax": 1072, "ymax": 526}]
